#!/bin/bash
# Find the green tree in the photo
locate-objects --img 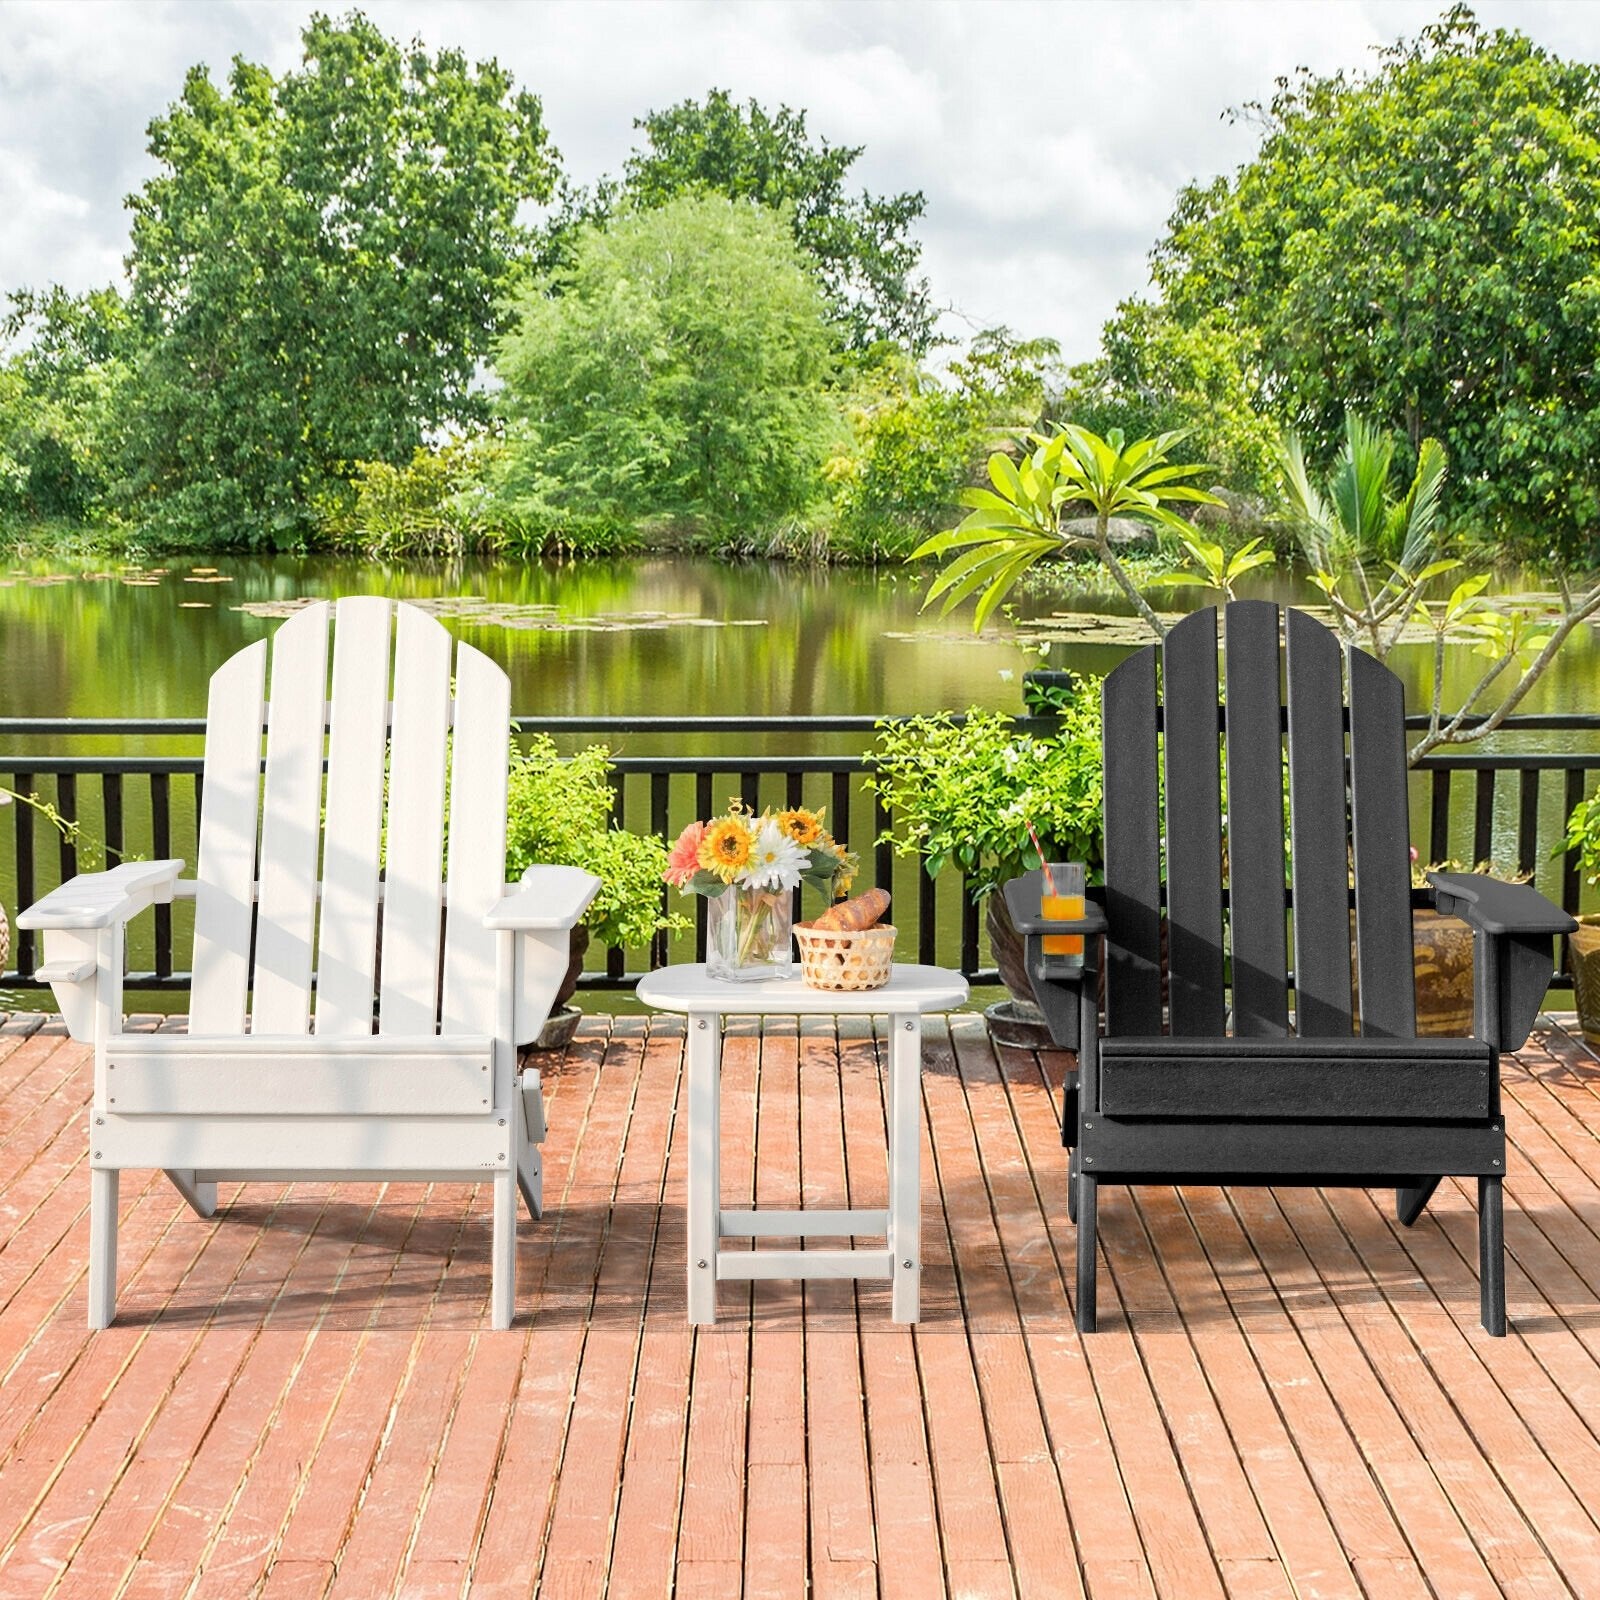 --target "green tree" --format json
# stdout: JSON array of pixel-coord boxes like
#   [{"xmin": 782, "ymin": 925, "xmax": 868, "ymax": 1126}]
[
  {"xmin": 494, "ymin": 193, "xmax": 837, "ymax": 538},
  {"xmin": 0, "ymin": 287, "xmax": 134, "ymax": 523},
  {"xmin": 545, "ymin": 89, "xmax": 933, "ymax": 356},
  {"xmin": 827, "ymin": 329, "xmax": 1059, "ymax": 559},
  {"xmin": 120, "ymin": 11, "xmax": 557, "ymax": 547},
  {"xmin": 1118, "ymin": 5, "xmax": 1600, "ymax": 563},
  {"xmin": 1059, "ymin": 302, "xmax": 1281, "ymax": 503}
]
